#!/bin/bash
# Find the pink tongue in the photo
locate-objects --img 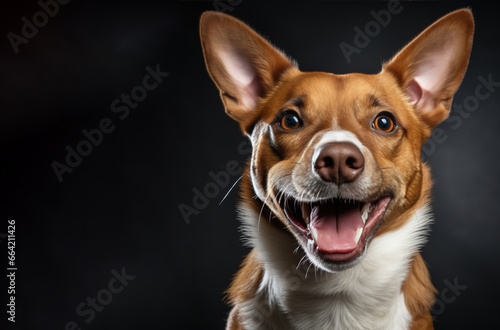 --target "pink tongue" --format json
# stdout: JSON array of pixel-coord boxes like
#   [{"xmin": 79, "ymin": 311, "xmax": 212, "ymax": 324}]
[{"xmin": 311, "ymin": 202, "xmax": 363, "ymax": 253}]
